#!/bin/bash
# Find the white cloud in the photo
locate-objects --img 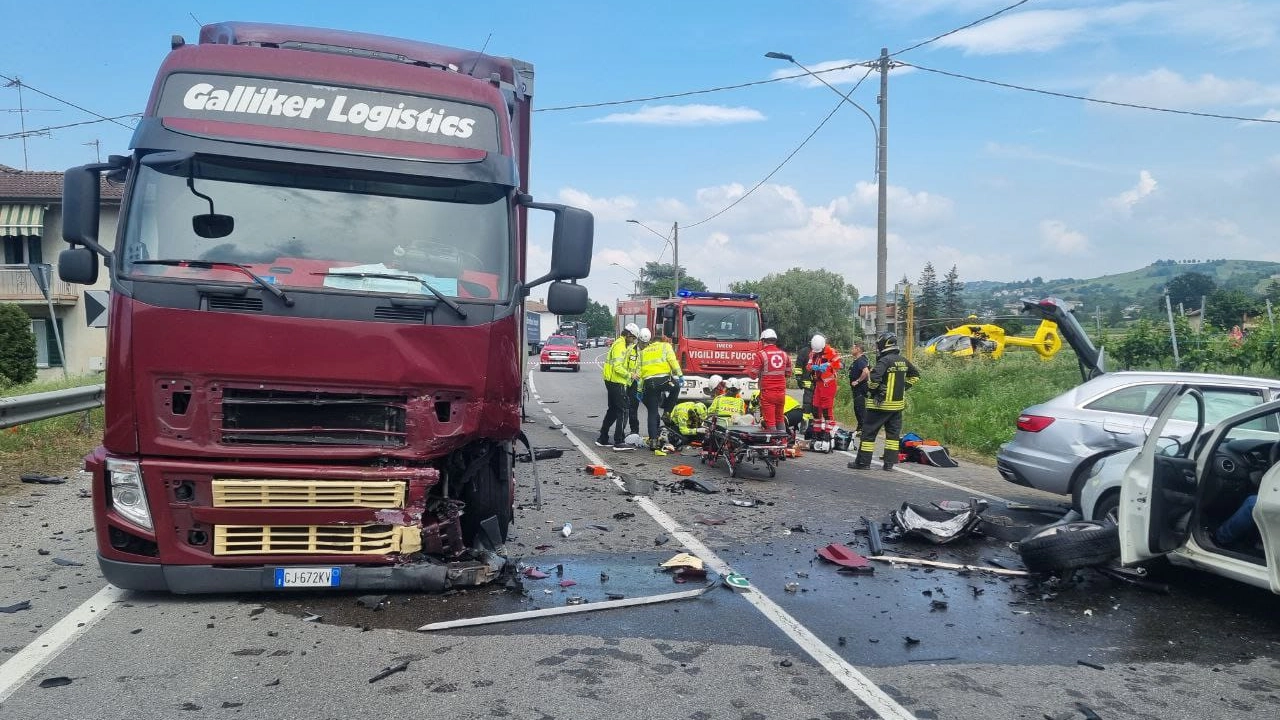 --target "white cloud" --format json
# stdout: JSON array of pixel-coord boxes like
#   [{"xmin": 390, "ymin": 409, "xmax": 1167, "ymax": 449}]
[
  {"xmin": 1039, "ymin": 220, "xmax": 1090, "ymax": 255},
  {"xmin": 984, "ymin": 142, "xmax": 1121, "ymax": 173},
  {"xmin": 589, "ymin": 104, "xmax": 765, "ymax": 126},
  {"xmin": 1090, "ymin": 68, "xmax": 1280, "ymax": 109},
  {"xmin": 1107, "ymin": 170, "xmax": 1158, "ymax": 214},
  {"xmin": 830, "ymin": 182, "xmax": 955, "ymax": 229},
  {"xmin": 1237, "ymin": 109, "xmax": 1280, "ymax": 127},
  {"xmin": 556, "ymin": 188, "xmax": 637, "ymax": 223},
  {"xmin": 934, "ymin": 9, "xmax": 1094, "ymax": 55}
]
